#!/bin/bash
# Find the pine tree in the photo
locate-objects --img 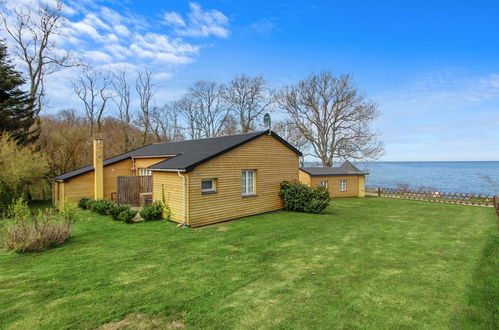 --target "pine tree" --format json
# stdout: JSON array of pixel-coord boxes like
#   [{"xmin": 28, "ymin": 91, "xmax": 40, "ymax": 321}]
[{"xmin": 0, "ymin": 40, "xmax": 35, "ymax": 144}]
